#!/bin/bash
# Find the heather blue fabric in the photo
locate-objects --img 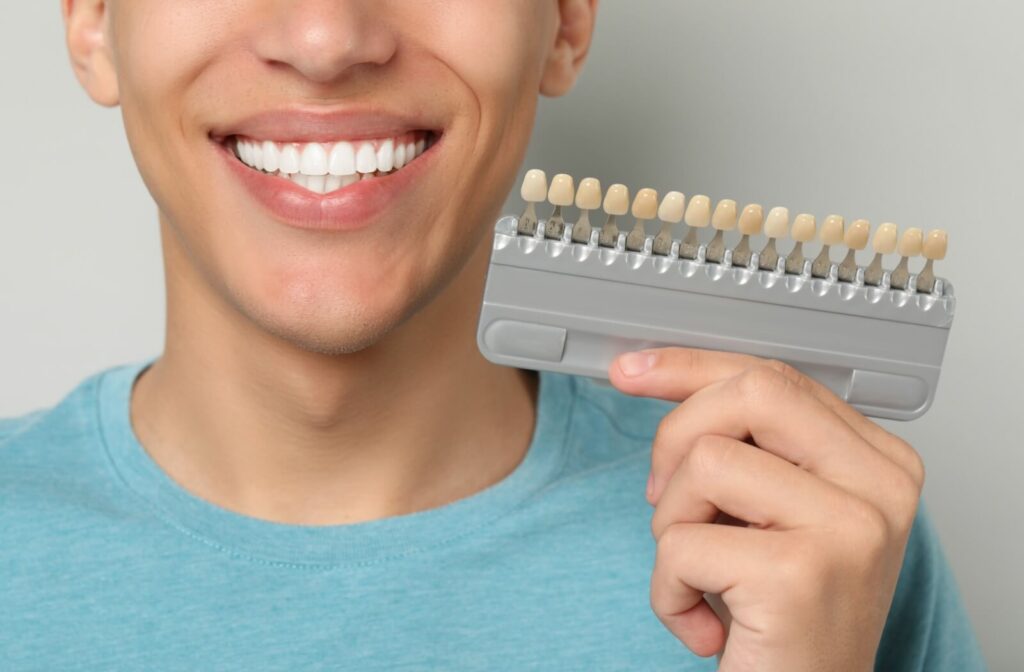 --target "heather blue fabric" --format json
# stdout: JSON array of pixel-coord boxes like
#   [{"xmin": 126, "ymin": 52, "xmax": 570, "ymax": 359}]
[{"xmin": 0, "ymin": 362, "xmax": 986, "ymax": 670}]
